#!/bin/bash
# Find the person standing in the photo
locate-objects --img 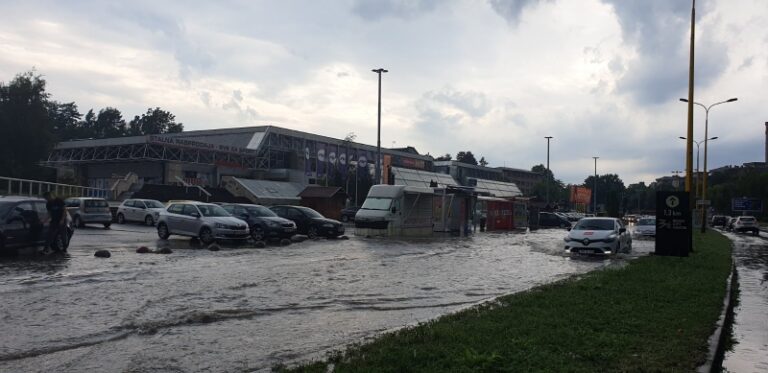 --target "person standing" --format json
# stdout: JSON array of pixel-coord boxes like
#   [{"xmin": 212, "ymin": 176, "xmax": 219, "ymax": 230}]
[{"xmin": 43, "ymin": 192, "xmax": 66, "ymax": 252}]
